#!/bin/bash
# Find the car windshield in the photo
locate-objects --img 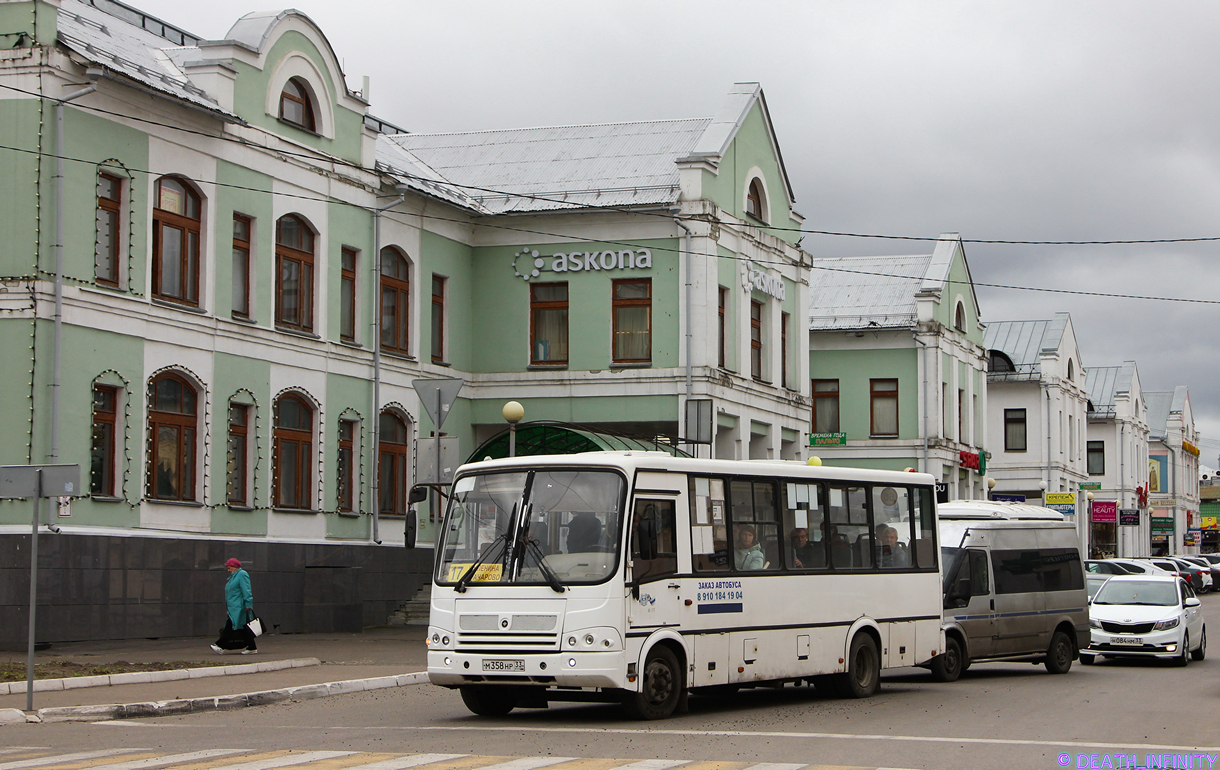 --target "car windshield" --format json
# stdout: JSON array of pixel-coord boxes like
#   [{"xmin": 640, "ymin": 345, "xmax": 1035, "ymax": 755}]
[
  {"xmin": 435, "ymin": 468, "xmax": 625, "ymax": 587},
  {"xmin": 1092, "ymin": 580, "xmax": 1179, "ymax": 607},
  {"xmin": 1086, "ymin": 576, "xmax": 1108, "ymax": 599}
]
